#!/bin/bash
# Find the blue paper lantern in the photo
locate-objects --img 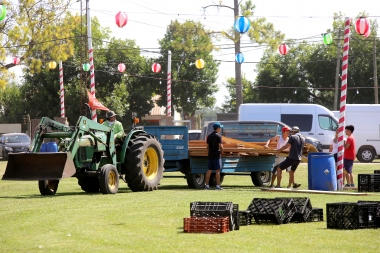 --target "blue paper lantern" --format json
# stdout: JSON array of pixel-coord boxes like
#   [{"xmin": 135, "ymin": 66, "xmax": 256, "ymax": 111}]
[
  {"xmin": 235, "ymin": 52, "xmax": 244, "ymax": 64},
  {"xmin": 234, "ymin": 16, "xmax": 250, "ymax": 33}
]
